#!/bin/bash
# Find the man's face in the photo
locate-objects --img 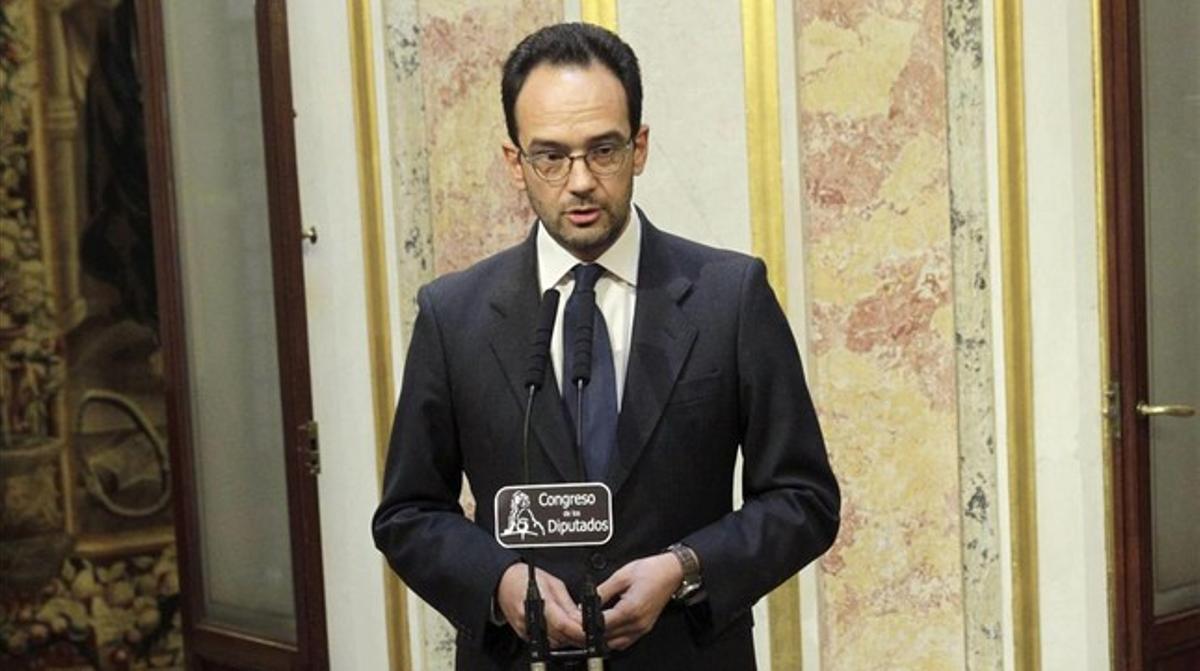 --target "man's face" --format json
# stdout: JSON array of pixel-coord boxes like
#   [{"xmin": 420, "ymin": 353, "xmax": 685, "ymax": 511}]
[{"xmin": 503, "ymin": 63, "xmax": 649, "ymax": 262}]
